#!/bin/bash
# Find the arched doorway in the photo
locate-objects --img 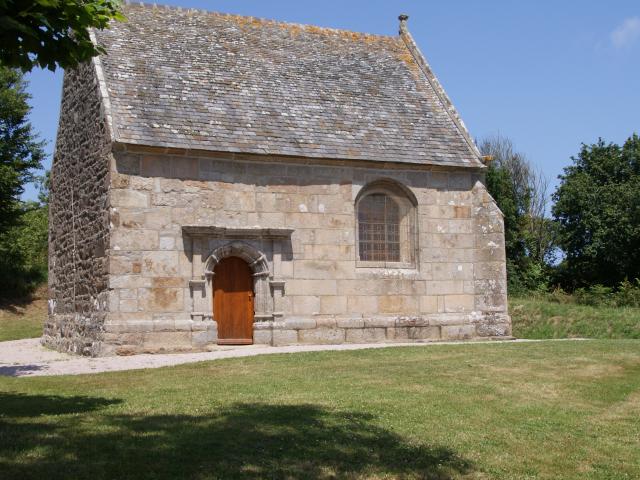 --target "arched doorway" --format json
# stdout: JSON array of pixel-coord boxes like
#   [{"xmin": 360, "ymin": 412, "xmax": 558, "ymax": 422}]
[{"xmin": 213, "ymin": 256, "xmax": 254, "ymax": 345}]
